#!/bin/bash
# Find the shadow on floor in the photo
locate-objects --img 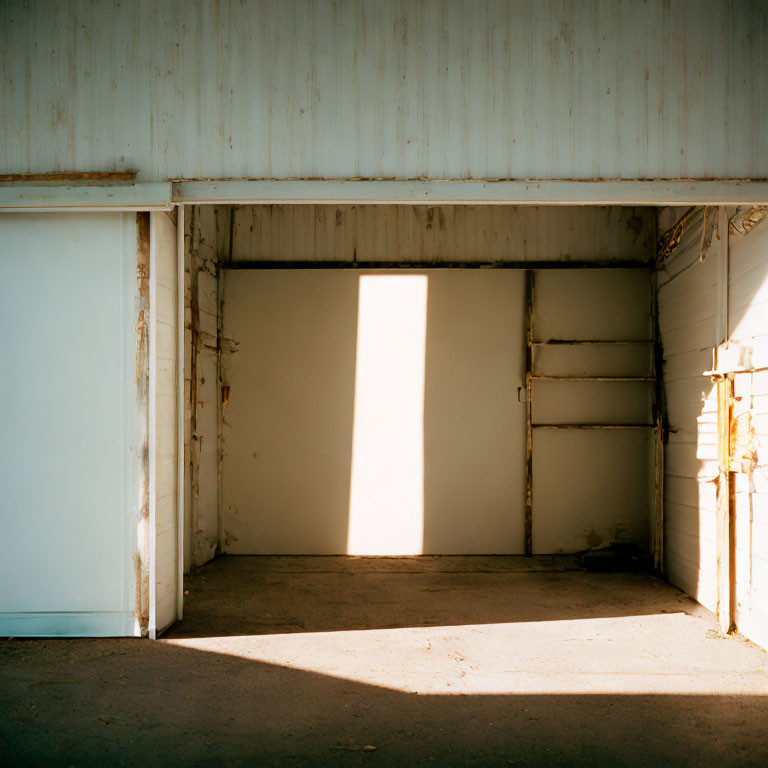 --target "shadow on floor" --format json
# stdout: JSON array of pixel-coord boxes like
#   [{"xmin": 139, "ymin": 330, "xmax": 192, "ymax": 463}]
[
  {"xmin": 2, "ymin": 556, "xmax": 766, "ymax": 767},
  {"xmin": 166, "ymin": 555, "xmax": 699, "ymax": 639},
  {"xmin": 1, "ymin": 636, "xmax": 767, "ymax": 768}
]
